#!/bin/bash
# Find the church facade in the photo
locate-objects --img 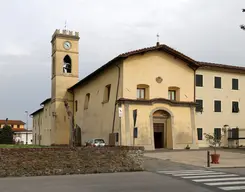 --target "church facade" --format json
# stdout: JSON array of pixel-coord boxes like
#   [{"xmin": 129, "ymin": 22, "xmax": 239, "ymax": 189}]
[{"xmin": 30, "ymin": 29, "xmax": 245, "ymax": 150}]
